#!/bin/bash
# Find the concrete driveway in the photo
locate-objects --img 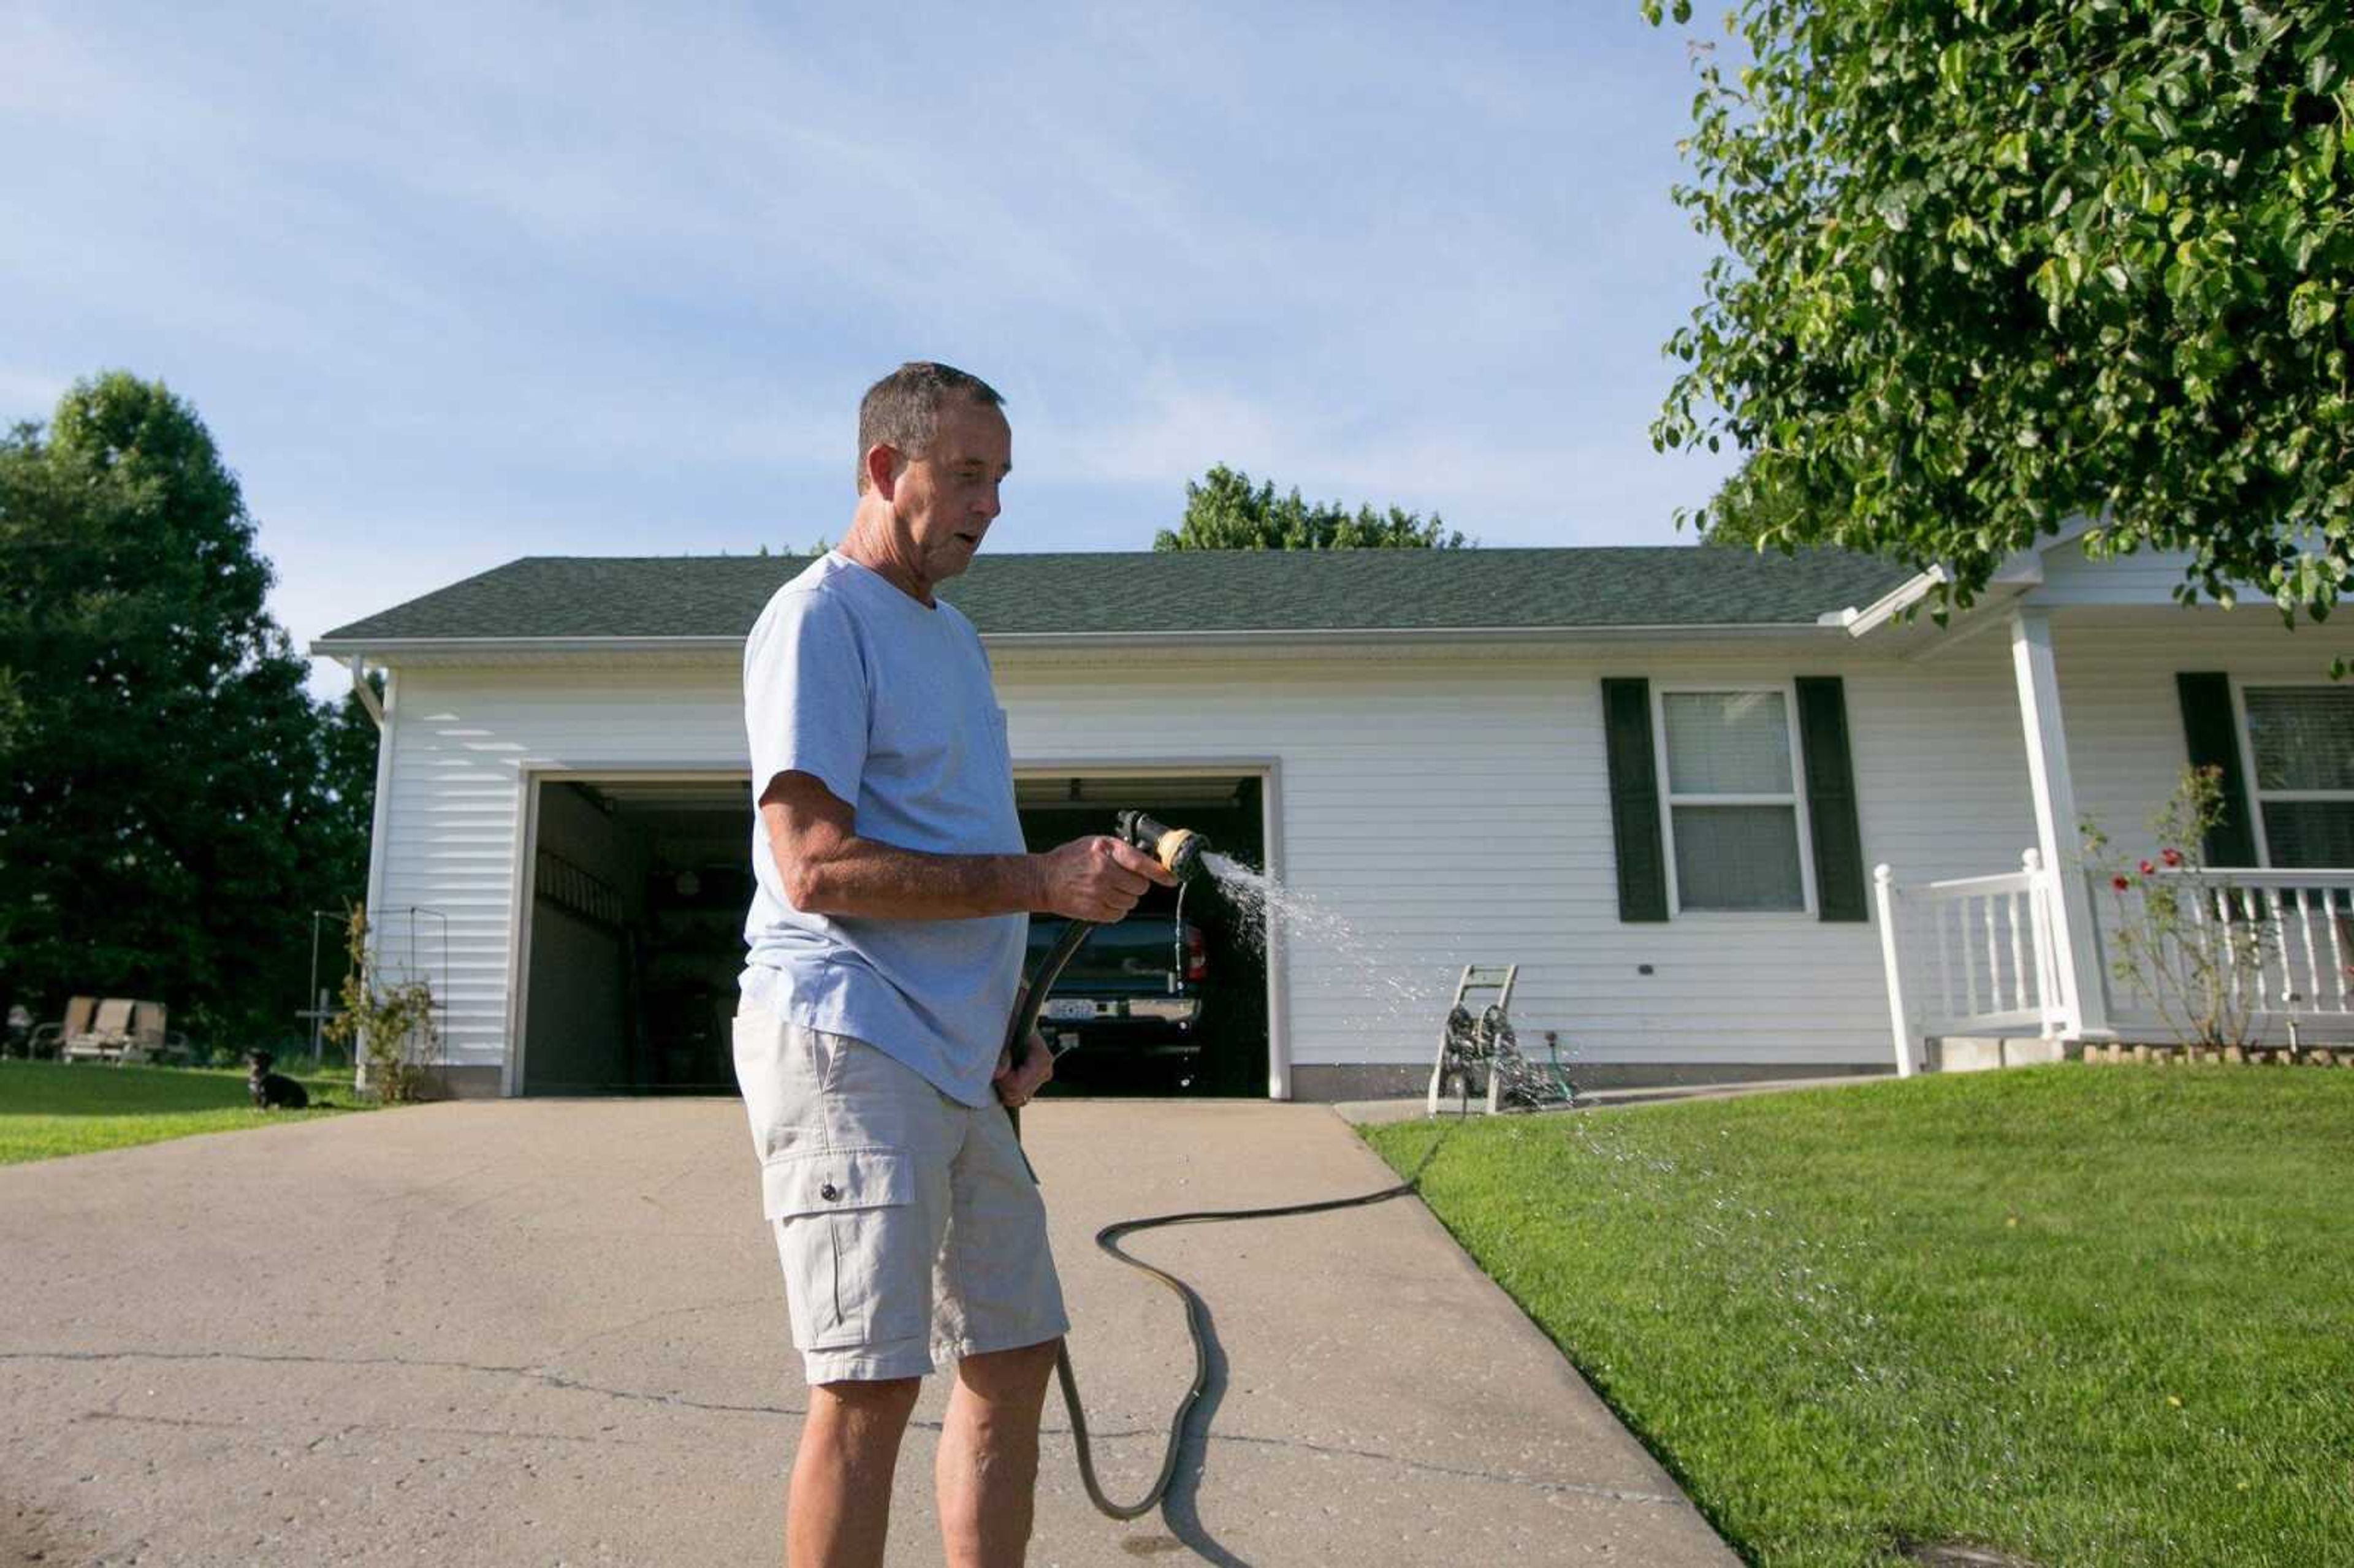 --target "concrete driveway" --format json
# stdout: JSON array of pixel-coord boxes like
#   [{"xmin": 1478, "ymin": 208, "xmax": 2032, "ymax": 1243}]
[{"xmin": 0, "ymin": 1098, "xmax": 1734, "ymax": 1567}]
